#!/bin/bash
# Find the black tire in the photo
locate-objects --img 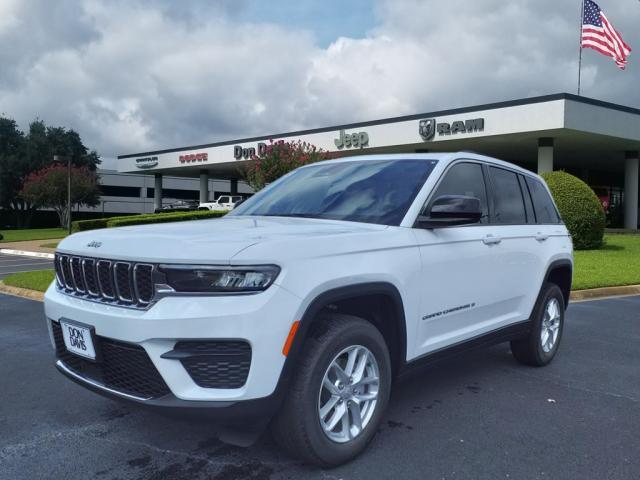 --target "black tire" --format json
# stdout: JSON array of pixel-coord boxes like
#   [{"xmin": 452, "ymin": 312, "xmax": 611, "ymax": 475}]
[
  {"xmin": 511, "ymin": 282, "xmax": 565, "ymax": 366},
  {"xmin": 270, "ymin": 313, "xmax": 392, "ymax": 467}
]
